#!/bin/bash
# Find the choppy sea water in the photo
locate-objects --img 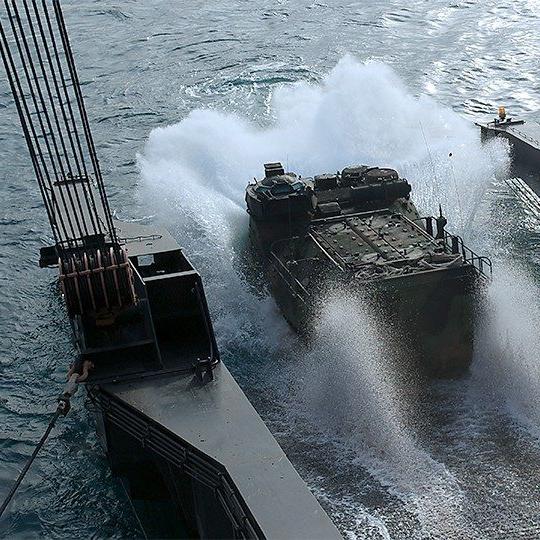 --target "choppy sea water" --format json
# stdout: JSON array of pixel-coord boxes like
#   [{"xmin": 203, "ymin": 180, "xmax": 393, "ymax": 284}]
[{"xmin": 1, "ymin": 1, "xmax": 540, "ymax": 538}]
